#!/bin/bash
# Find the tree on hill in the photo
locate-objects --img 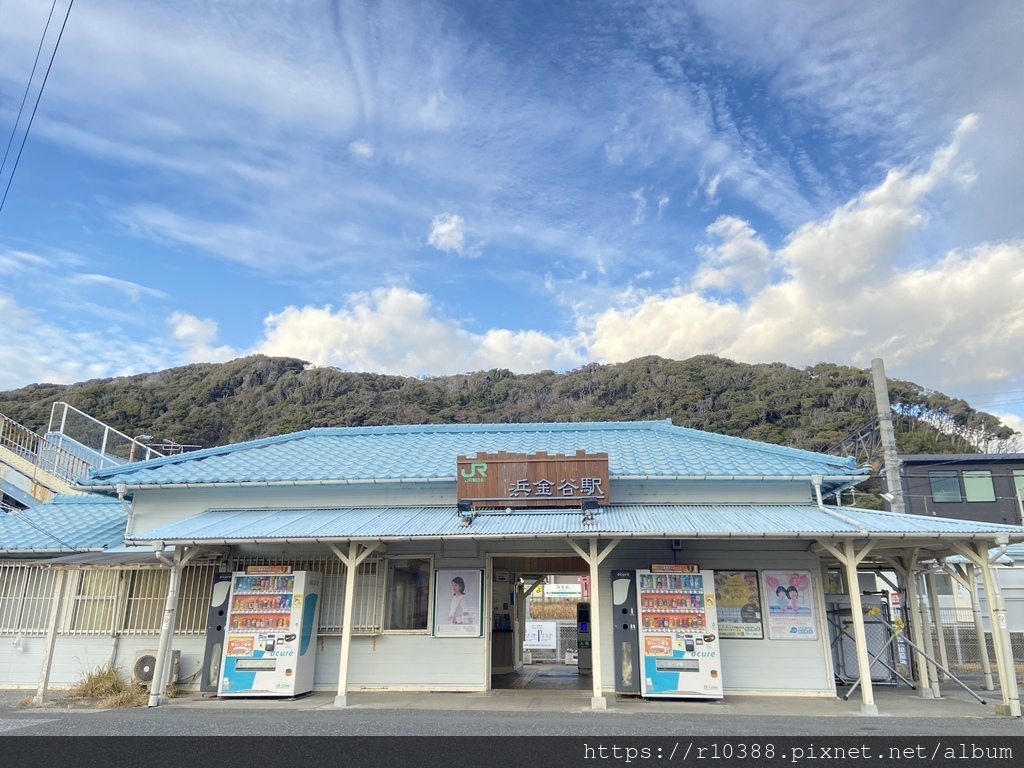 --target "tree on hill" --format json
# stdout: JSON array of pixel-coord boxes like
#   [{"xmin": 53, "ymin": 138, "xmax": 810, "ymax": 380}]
[{"xmin": 0, "ymin": 355, "xmax": 1015, "ymax": 459}]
